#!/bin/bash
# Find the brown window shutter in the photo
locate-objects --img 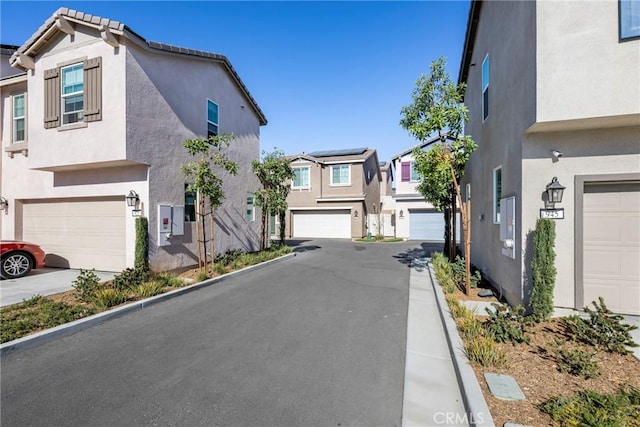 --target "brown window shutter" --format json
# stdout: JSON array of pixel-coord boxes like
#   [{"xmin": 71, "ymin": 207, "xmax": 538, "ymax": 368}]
[
  {"xmin": 43, "ymin": 67, "xmax": 60, "ymax": 128},
  {"xmin": 83, "ymin": 57, "xmax": 102, "ymax": 122}
]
